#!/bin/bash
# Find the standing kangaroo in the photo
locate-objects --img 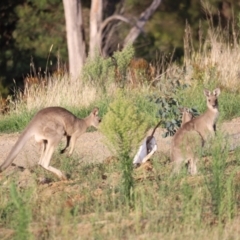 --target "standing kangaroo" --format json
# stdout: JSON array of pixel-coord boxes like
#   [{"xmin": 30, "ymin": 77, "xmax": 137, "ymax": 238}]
[
  {"xmin": 171, "ymin": 88, "xmax": 221, "ymax": 175},
  {"xmin": 0, "ymin": 107, "xmax": 101, "ymax": 179}
]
